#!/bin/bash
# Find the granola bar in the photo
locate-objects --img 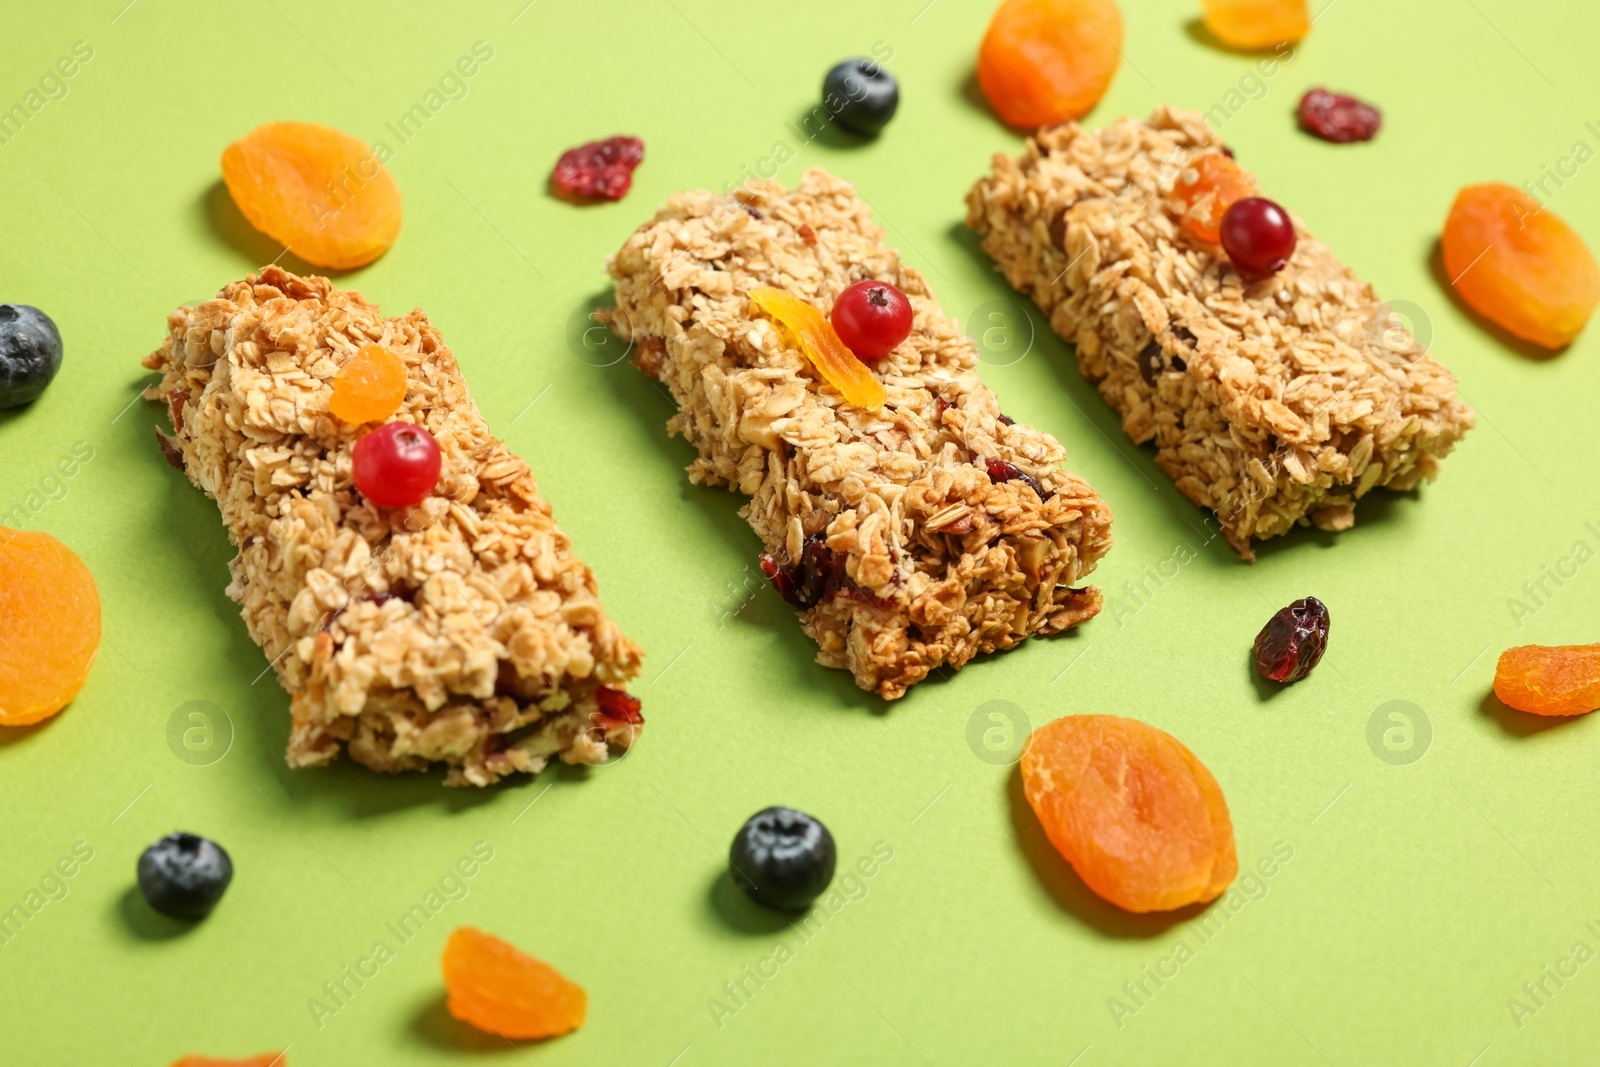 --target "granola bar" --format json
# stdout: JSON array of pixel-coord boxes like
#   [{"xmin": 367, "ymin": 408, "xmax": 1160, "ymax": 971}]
[
  {"xmin": 142, "ymin": 267, "xmax": 643, "ymax": 785},
  {"xmin": 966, "ymin": 106, "xmax": 1475, "ymax": 558},
  {"xmin": 608, "ymin": 169, "xmax": 1112, "ymax": 699}
]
